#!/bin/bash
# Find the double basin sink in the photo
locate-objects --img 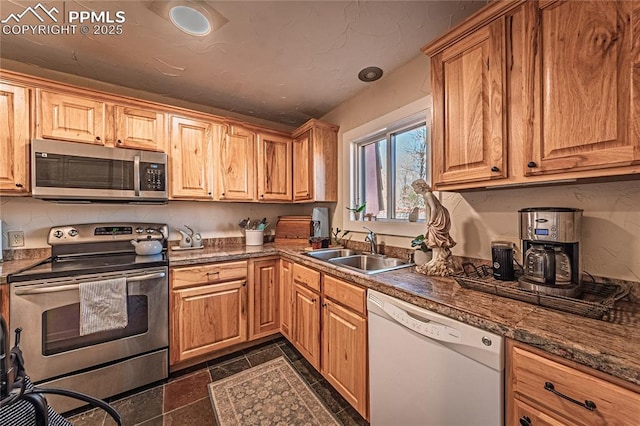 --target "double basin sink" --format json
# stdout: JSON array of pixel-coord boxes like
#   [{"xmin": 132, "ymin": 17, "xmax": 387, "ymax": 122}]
[{"xmin": 306, "ymin": 248, "xmax": 413, "ymax": 274}]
